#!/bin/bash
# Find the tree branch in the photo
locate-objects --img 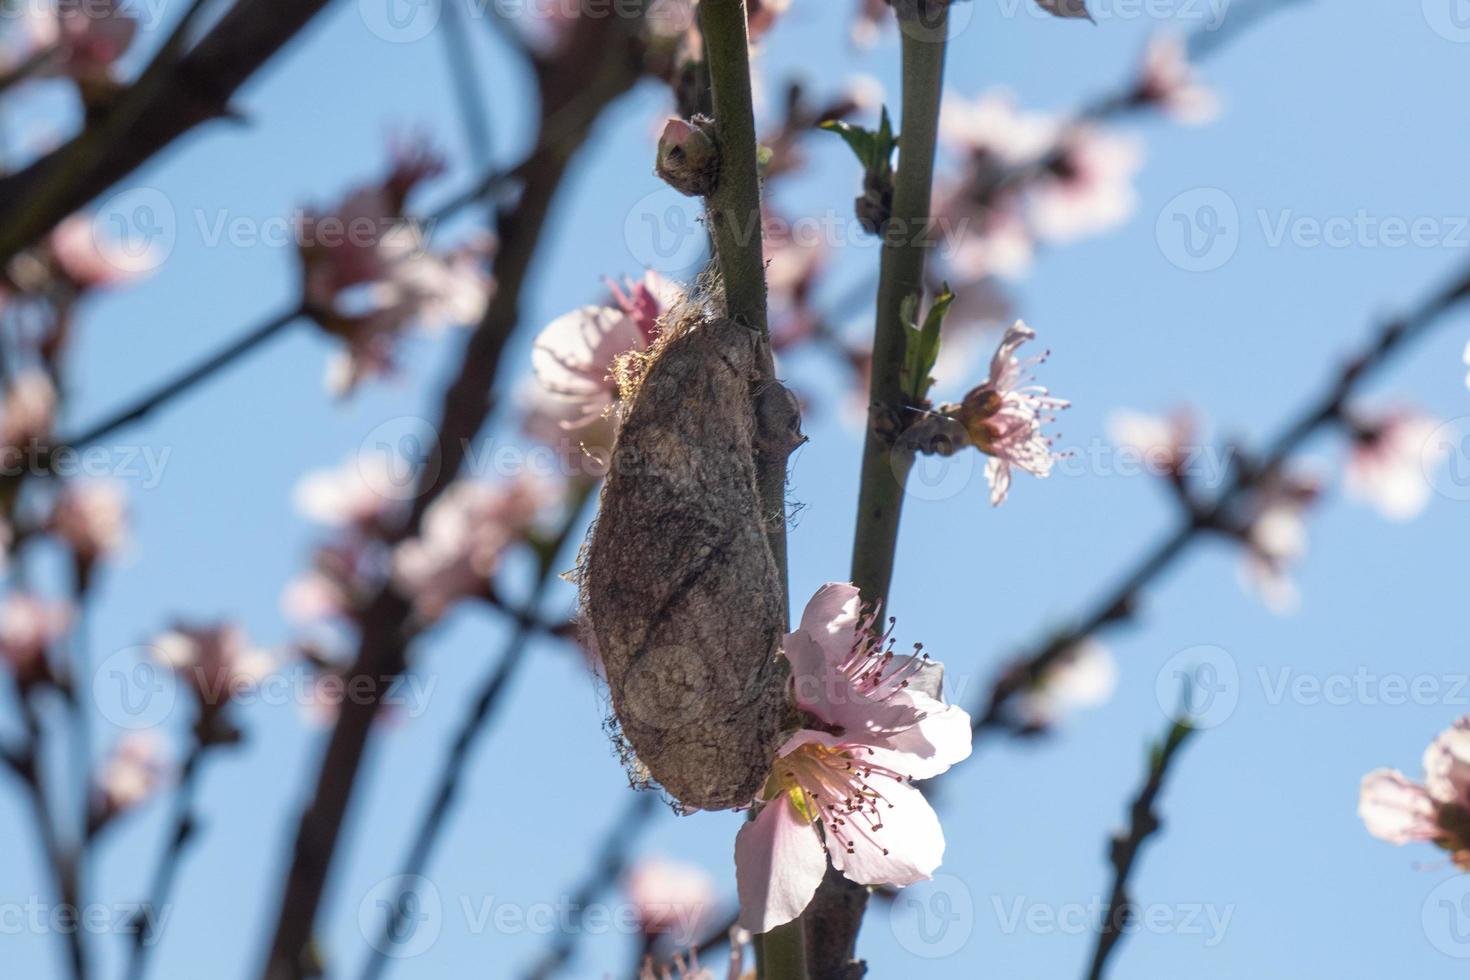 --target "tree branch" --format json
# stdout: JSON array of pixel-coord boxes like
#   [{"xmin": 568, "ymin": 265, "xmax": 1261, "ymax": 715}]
[
  {"xmin": 358, "ymin": 484, "xmax": 595, "ymax": 980},
  {"xmin": 1085, "ymin": 715, "xmax": 1197, "ymax": 980},
  {"xmin": 0, "ymin": 0, "xmax": 338, "ymax": 266},
  {"xmin": 256, "ymin": 13, "xmax": 644, "ymax": 978},
  {"xmin": 973, "ymin": 261, "xmax": 1470, "ymax": 736}
]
